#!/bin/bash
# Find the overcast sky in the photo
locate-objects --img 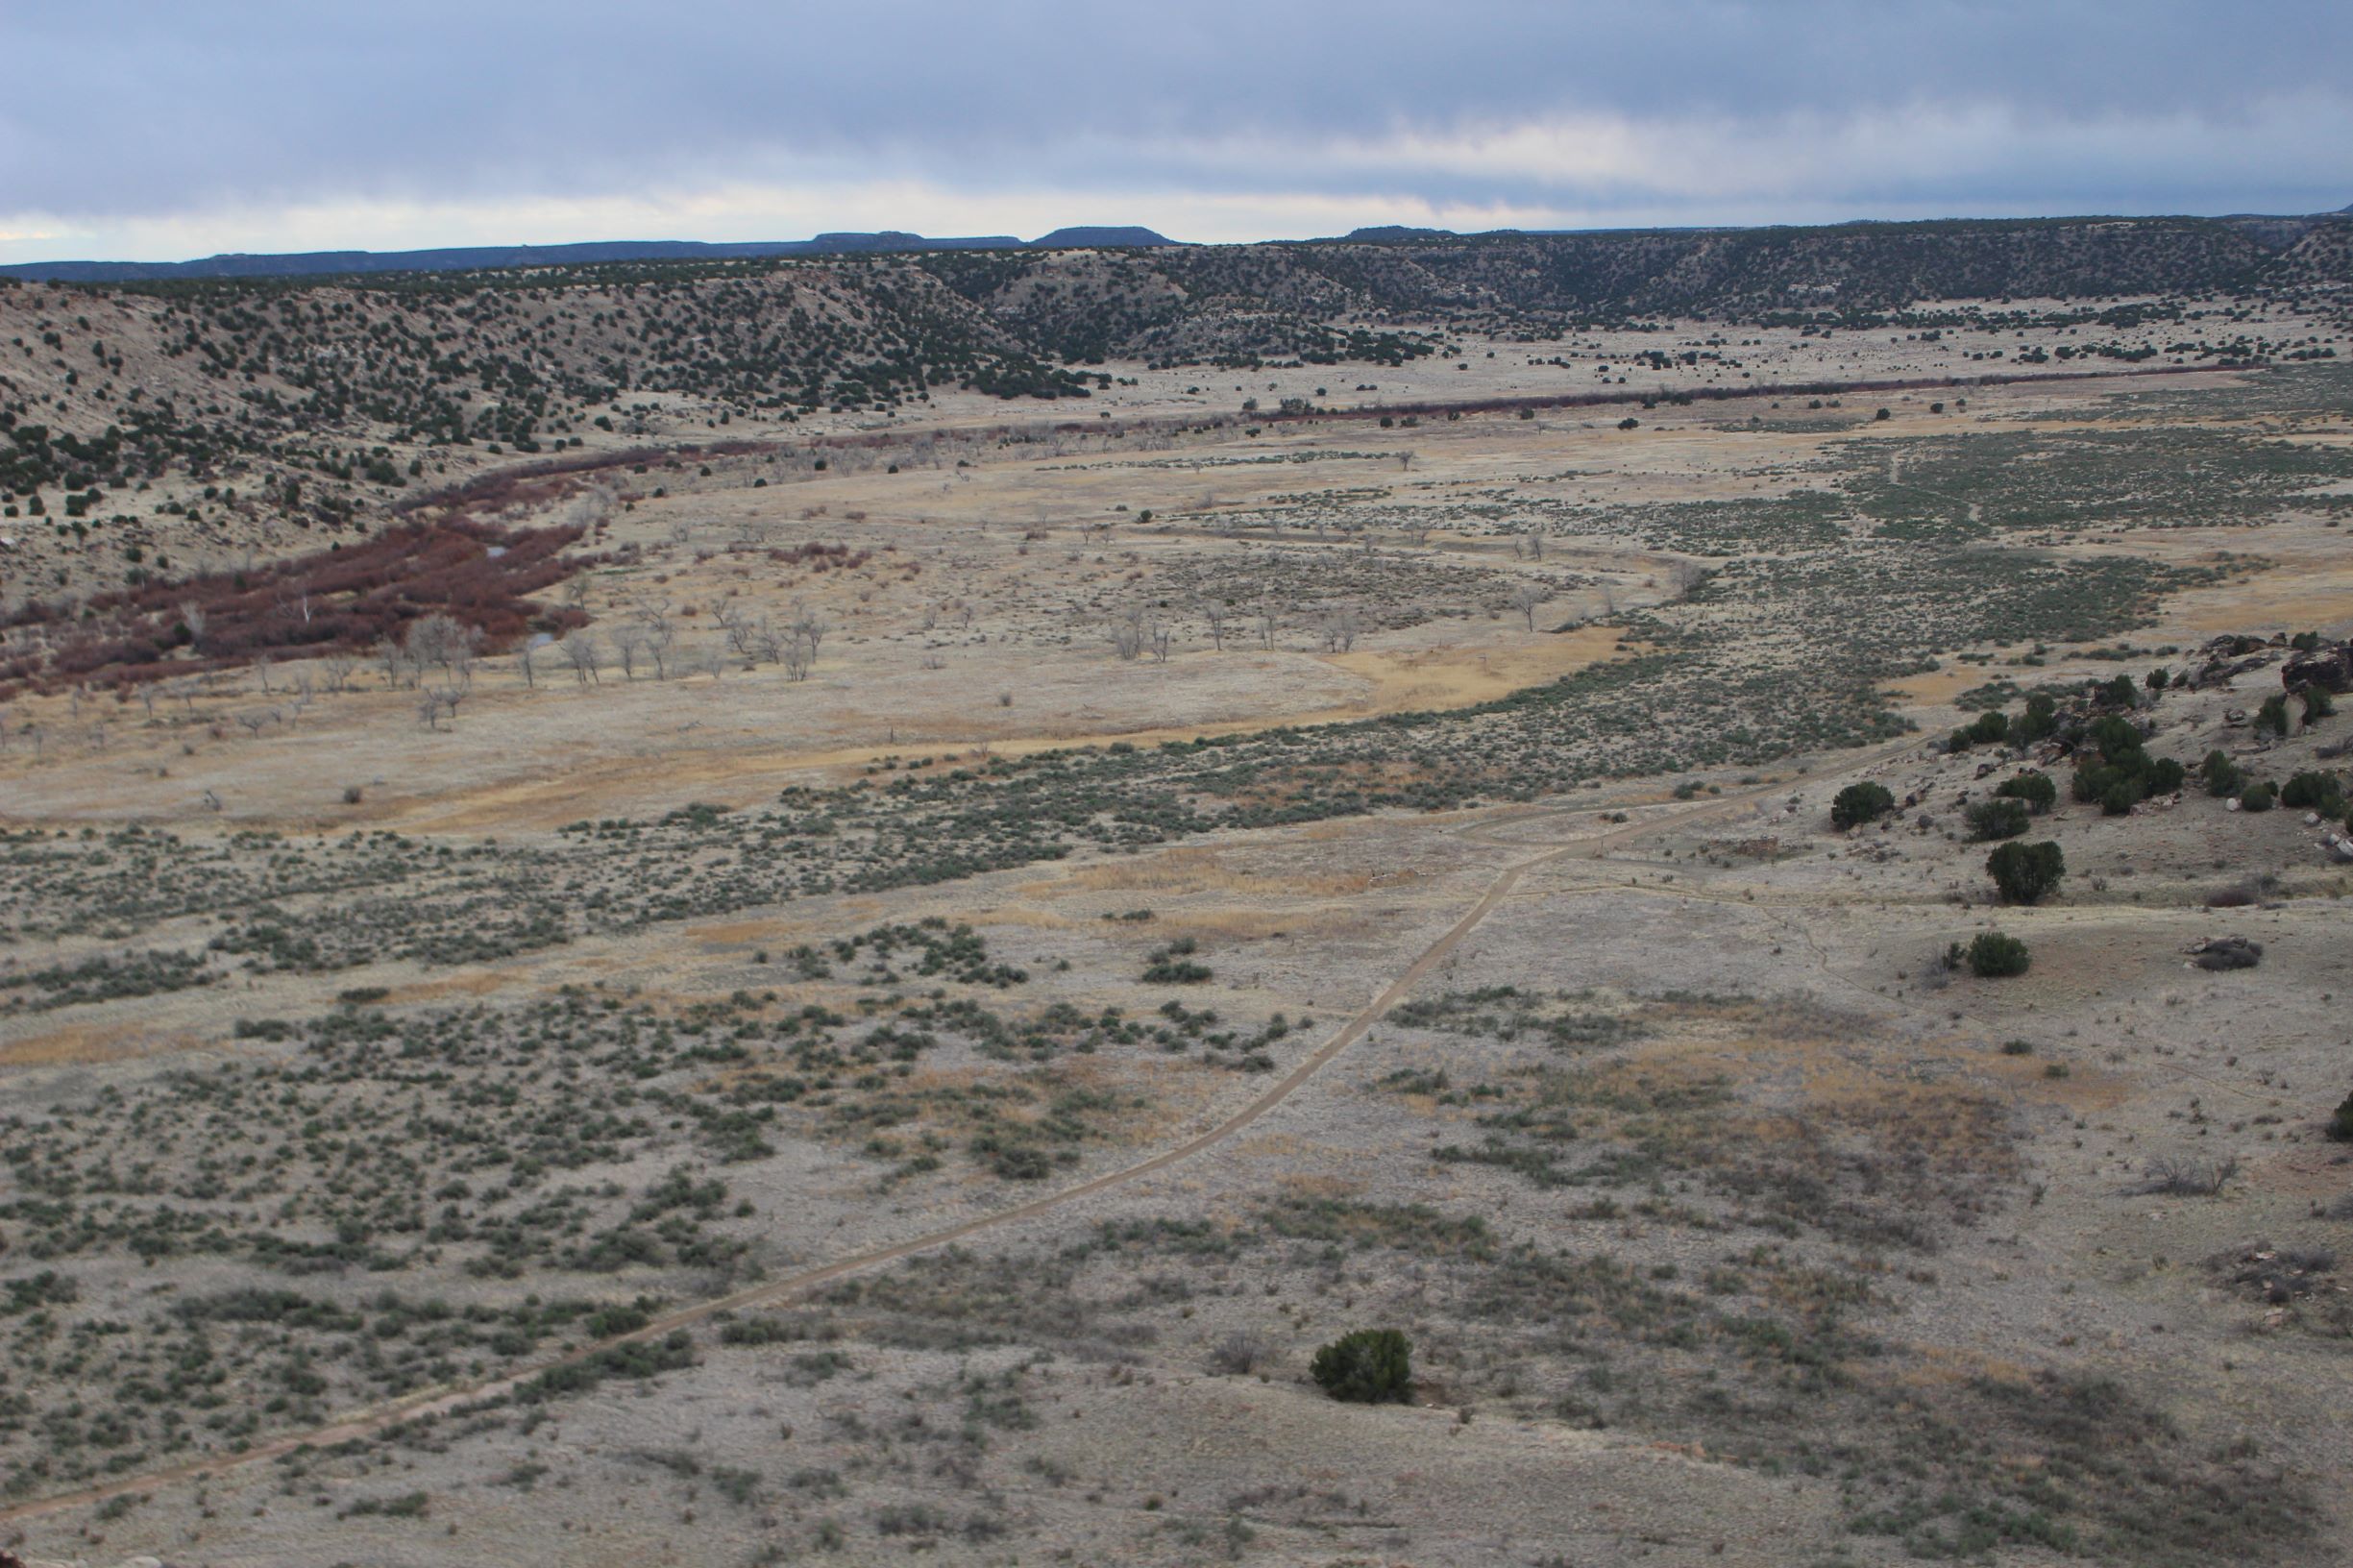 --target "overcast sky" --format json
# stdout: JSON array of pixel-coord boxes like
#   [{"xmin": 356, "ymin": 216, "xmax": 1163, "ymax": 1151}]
[{"xmin": 4, "ymin": 1, "xmax": 2348, "ymax": 263}]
